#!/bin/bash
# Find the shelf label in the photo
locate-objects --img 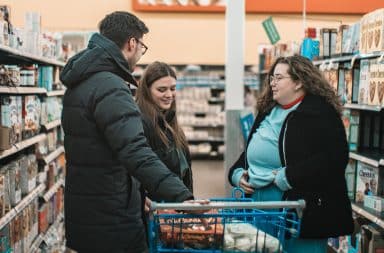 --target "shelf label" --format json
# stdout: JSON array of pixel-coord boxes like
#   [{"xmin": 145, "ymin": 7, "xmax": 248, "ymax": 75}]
[{"xmin": 262, "ymin": 17, "xmax": 280, "ymax": 45}]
